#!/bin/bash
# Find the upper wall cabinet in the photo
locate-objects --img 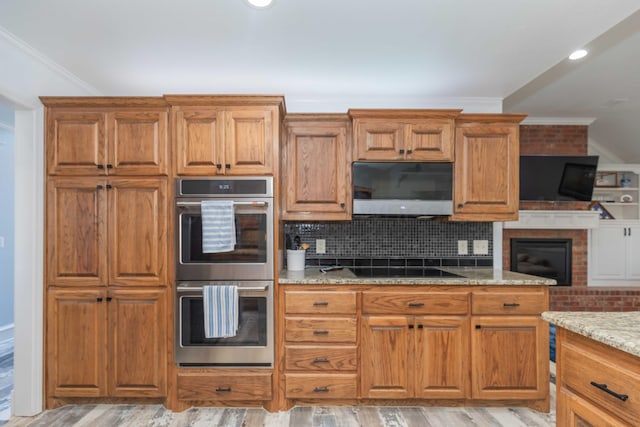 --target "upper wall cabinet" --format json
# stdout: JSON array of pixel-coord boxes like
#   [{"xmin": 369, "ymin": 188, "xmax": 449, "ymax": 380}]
[
  {"xmin": 41, "ymin": 97, "xmax": 169, "ymax": 176},
  {"xmin": 166, "ymin": 95, "xmax": 285, "ymax": 176},
  {"xmin": 349, "ymin": 109, "xmax": 461, "ymax": 162},
  {"xmin": 451, "ymin": 114, "xmax": 526, "ymax": 222},
  {"xmin": 282, "ymin": 114, "xmax": 351, "ymax": 220}
]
